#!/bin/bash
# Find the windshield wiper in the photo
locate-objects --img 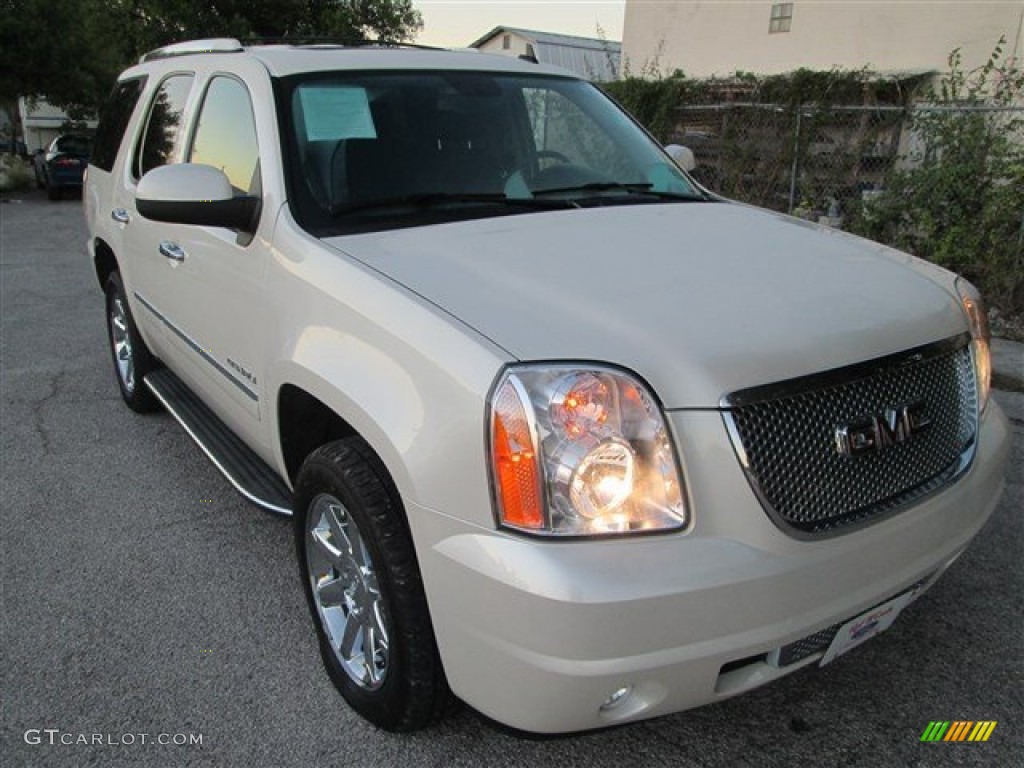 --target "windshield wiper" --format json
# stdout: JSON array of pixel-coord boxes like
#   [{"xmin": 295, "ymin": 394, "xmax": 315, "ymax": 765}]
[
  {"xmin": 334, "ymin": 192, "xmax": 577, "ymax": 216},
  {"xmin": 532, "ymin": 182, "xmax": 705, "ymax": 201}
]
